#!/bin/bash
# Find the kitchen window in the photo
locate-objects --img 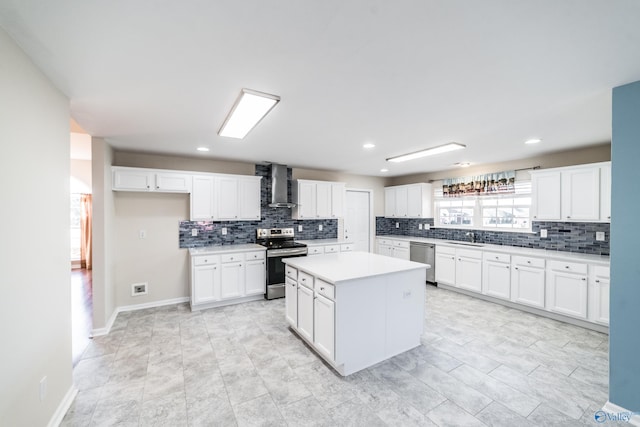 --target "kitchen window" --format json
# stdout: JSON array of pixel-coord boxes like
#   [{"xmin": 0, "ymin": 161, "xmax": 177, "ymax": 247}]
[{"xmin": 434, "ymin": 177, "xmax": 532, "ymax": 231}]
